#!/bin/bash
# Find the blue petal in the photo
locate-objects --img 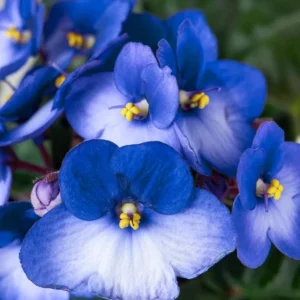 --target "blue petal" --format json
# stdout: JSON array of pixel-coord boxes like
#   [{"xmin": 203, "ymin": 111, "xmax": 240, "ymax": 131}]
[
  {"xmin": 123, "ymin": 13, "xmax": 166, "ymax": 51},
  {"xmin": 92, "ymin": 0, "xmax": 131, "ymax": 54},
  {"xmin": 176, "ymin": 90, "xmax": 255, "ymax": 177},
  {"xmin": 165, "ymin": 9, "xmax": 218, "ymax": 62},
  {"xmin": 0, "ymin": 157, "xmax": 12, "ymax": 206},
  {"xmin": 59, "ymin": 140, "xmax": 120, "ymax": 221},
  {"xmin": 0, "ymin": 0, "xmax": 23, "ymax": 28},
  {"xmin": 19, "ymin": 0, "xmax": 35, "ymax": 21},
  {"xmin": 31, "ymin": 3, "xmax": 44, "ymax": 55},
  {"xmin": 253, "ymin": 121, "xmax": 285, "ymax": 175},
  {"xmin": 0, "ymin": 66, "xmax": 59, "ymax": 121},
  {"xmin": 141, "ymin": 64, "xmax": 178, "ymax": 129},
  {"xmin": 156, "ymin": 38, "xmax": 177, "ymax": 76},
  {"xmin": 64, "ymin": 72, "xmax": 128, "ymax": 139},
  {"xmin": 21, "ymin": 205, "xmax": 179, "ymax": 299},
  {"xmin": 110, "ymin": 142, "xmax": 193, "ymax": 214},
  {"xmin": 0, "ymin": 202, "xmax": 38, "ymax": 248},
  {"xmin": 146, "ymin": 188, "xmax": 236, "ymax": 278},
  {"xmin": 176, "ymin": 19, "xmax": 205, "ymax": 90},
  {"xmin": 0, "ymin": 241, "xmax": 69, "ymax": 300},
  {"xmin": 233, "ymin": 197, "xmax": 271, "ymax": 268},
  {"xmin": 237, "ymin": 148, "xmax": 266, "ymax": 210},
  {"xmin": 200, "ymin": 60, "xmax": 267, "ymax": 120},
  {"xmin": 114, "ymin": 42, "xmax": 157, "ymax": 99},
  {"xmin": 0, "ymin": 100, "xmax": 63, "ymax": 146},
  {"xmin": 268, "ymin": 142, "xmax": 300, "ymax": 259}
]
